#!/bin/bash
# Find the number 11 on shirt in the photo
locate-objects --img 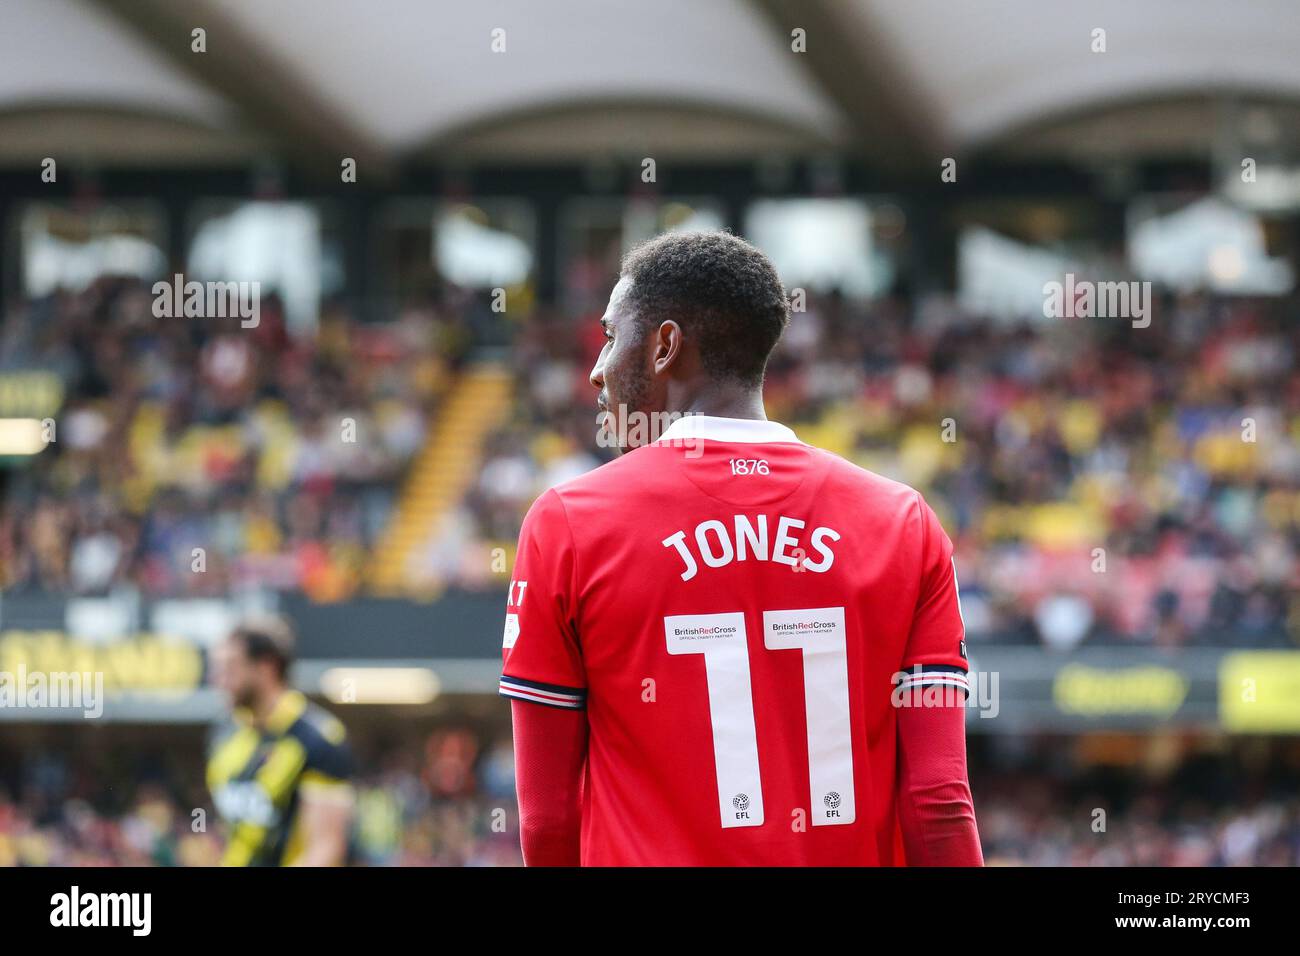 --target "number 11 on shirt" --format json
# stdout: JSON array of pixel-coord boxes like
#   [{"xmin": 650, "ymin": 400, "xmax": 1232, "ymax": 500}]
[{"xmin": 664, "ymin": 607, "xmax": 856, "ymax": 830}]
